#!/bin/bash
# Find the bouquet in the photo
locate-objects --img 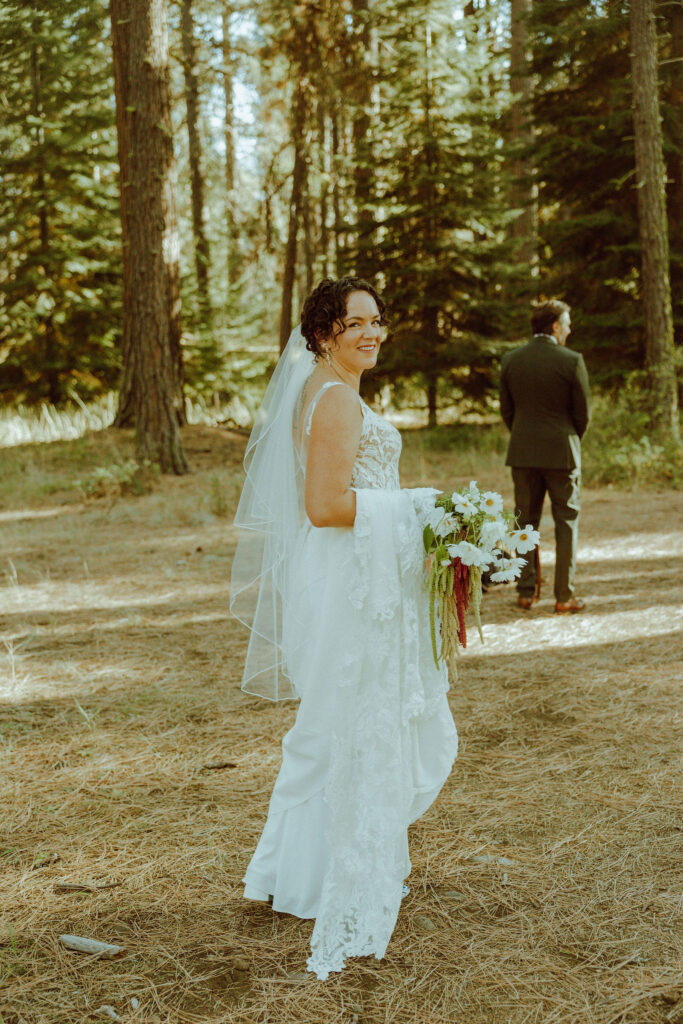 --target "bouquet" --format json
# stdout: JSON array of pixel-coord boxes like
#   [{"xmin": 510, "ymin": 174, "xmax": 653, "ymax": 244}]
[{"xmin": 423, "ymin": 481, "xmax": 539, "ymax": 675}]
